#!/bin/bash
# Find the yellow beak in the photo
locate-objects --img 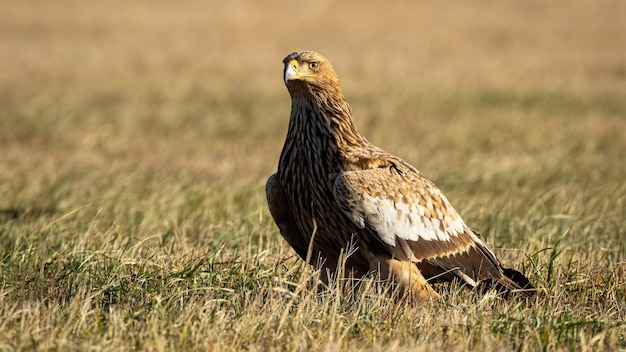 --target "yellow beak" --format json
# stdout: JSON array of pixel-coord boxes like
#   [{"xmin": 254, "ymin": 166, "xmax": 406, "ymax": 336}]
[
  {"xmin": 284, "ymin": 59, "xmax": 300, "ymax": 85},
  {"xmin": 284, "ymin": 59, "xmax": 315, "ymax": 85}
]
